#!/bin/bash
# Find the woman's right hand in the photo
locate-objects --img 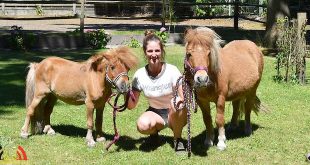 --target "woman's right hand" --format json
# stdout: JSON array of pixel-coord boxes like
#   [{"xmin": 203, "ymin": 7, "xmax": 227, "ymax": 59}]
[{"xmin": 127, "ymin": 90, "xmax": 140, "ymax": 110}]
